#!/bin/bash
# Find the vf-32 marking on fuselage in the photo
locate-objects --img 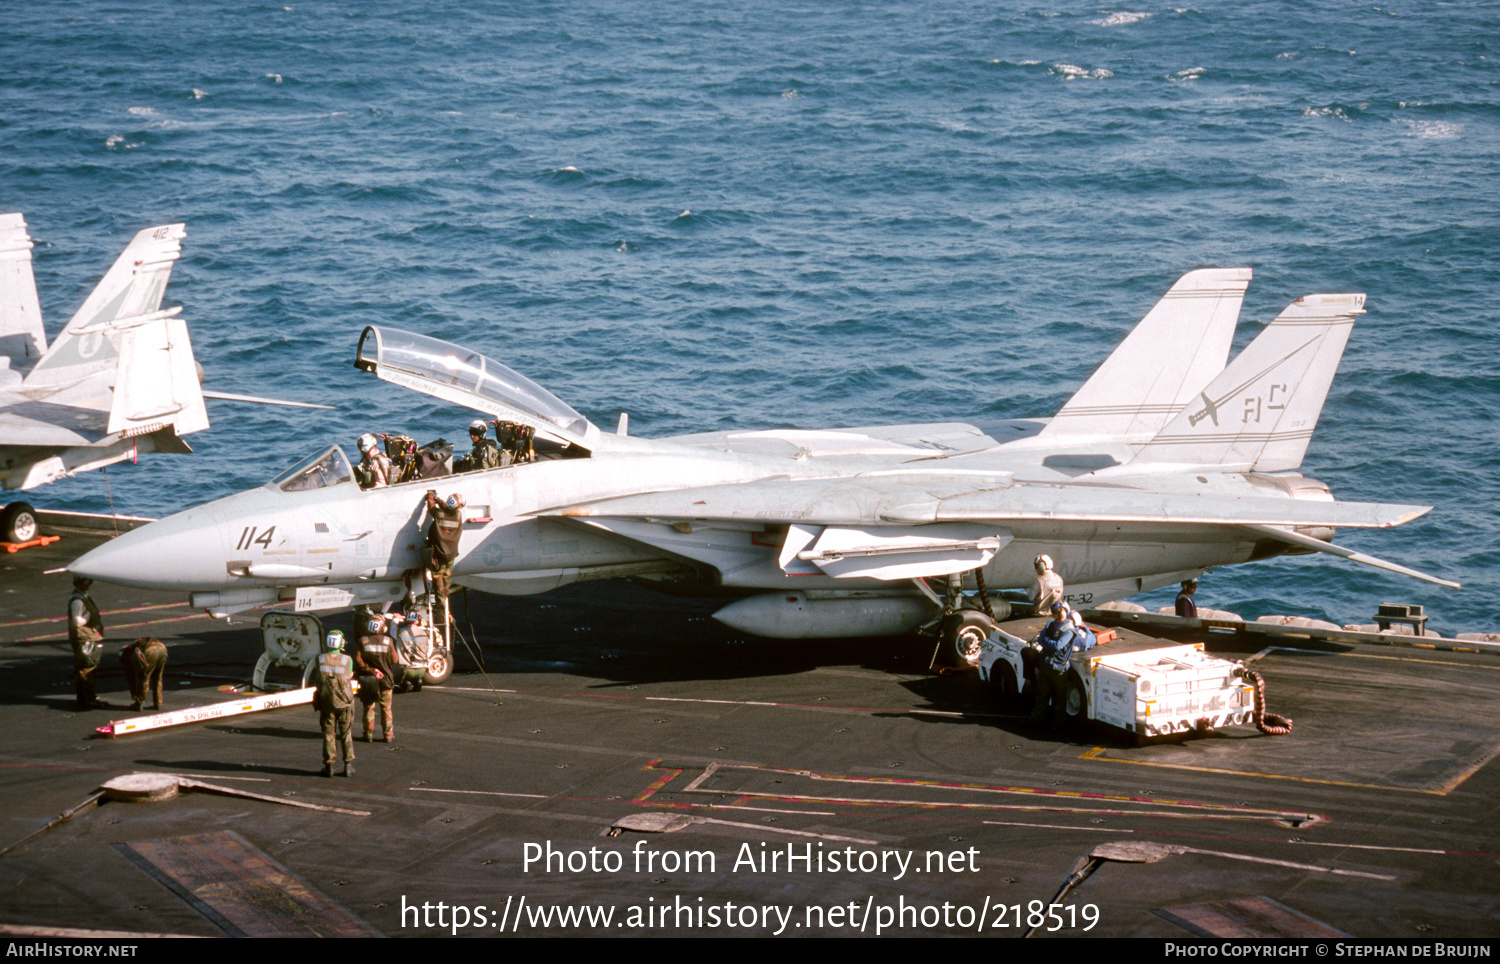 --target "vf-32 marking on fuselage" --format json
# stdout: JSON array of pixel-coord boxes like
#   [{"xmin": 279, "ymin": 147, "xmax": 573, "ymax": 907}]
[{"xmin": 70, "ymin": 267, "xmax": 1457, "ymax": 639}]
